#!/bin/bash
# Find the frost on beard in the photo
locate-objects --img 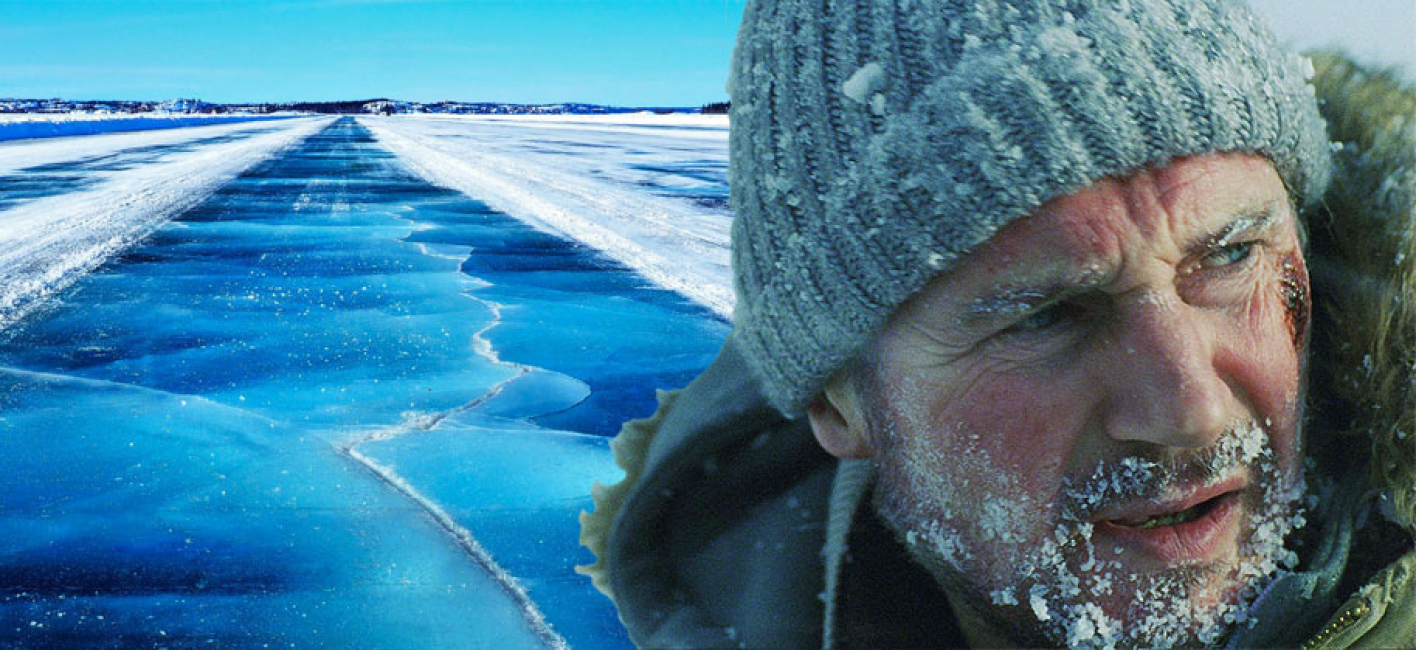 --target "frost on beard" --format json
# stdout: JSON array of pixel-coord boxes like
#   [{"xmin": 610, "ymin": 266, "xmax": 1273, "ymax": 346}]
[
  {"xmin": 1022, "ymin": 421, "xmax": 1308, "ymax": 649},
  {"xmin": 893, "ymin": 420, "xmax": 1308, "ymax": 650}
]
